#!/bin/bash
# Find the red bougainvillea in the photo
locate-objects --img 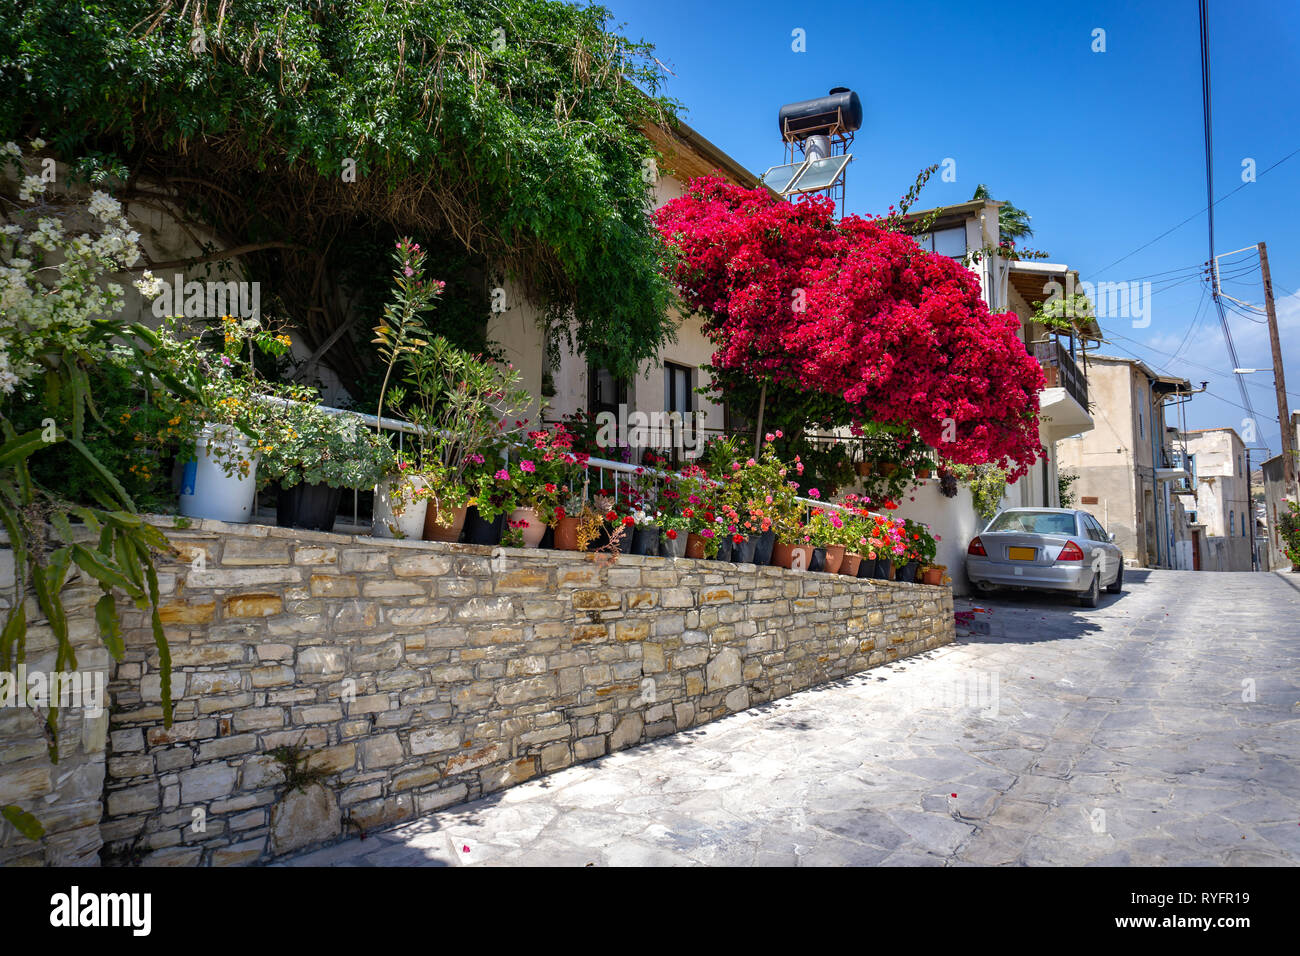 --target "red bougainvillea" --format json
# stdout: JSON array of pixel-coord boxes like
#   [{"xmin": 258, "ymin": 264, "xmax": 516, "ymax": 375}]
[{"xmin": 654, "ymin": 177, "xmax": 1046, "ymax": 480}]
